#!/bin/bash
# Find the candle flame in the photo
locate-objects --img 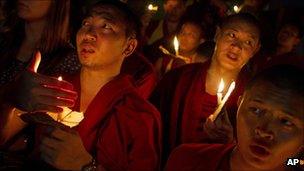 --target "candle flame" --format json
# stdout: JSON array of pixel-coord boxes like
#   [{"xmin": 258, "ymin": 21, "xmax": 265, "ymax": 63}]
[
  {"xmin": 218, "ymin": 79, "xmax": 225, "ymax": 93},
  {"xmin": 173, "ymin": 36, "xmax": 179, "ymax": 55},
  {"xmin": 148, "ymin": 4, "xmax": 158, "ymax": 11},
  {"xmin": 233, "ymin": 5, "xmax": 239, "ymax": 13},
  {"xmin": 148, "ymin": 4, "xmax": 153, "ymax": 10},
  {"xmin": 58, "ymin": 76, "xmax": 63, "ymax": 81}
]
